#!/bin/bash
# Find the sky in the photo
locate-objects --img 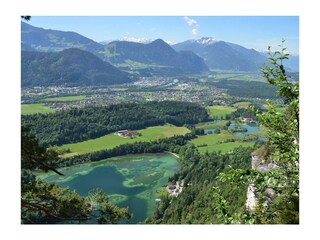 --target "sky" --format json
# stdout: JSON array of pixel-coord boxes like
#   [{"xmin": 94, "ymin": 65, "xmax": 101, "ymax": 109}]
[{"xmin": 26, "ymin": 16, "xmax": 299, "ymax": 54}]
